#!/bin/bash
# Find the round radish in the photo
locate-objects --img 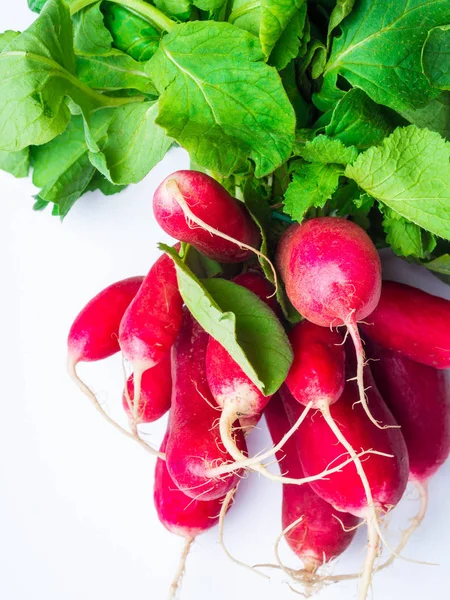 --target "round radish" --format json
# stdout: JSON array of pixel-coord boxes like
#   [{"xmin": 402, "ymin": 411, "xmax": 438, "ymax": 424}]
[
  {"xmin": 276, "ymin": 217, "xmax": 382, "ymax": 428},
  {"xmin": 153, "ymin": 170, "xmax": 260, "ymax": 263}
]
